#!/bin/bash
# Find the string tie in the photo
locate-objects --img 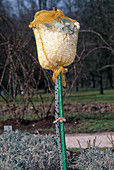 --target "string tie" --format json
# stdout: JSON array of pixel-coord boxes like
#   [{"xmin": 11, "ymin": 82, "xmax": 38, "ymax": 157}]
[
  {"xmin": 53, "ymin": 117, "xmax": 66, "ymax": 123},
  {"xmin": 52, "ymin": 66, "xmax": 68, "ymax": 86}
]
